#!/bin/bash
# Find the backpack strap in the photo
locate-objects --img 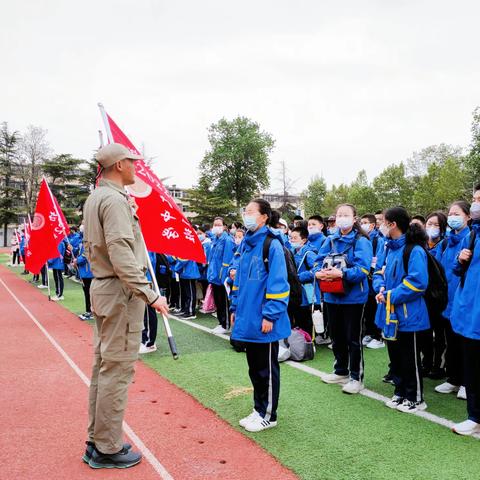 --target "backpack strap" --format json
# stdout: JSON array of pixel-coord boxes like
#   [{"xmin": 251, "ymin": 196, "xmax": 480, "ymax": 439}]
[
  {"xmin": 372, "ymin": 236, "xmax": 378, "ymax": 257},
  {"xmin": 402, "ymin": 243, "xmax": 416, "ymax": 276},
  {"xmin": 441, "ymin": 237, "xmax": 448, "ymax": 254},
  {"xmin": 262, "ymin": 235, "xmax": 275, "ymax": 273}
]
